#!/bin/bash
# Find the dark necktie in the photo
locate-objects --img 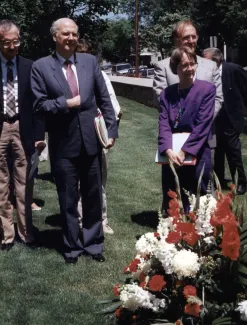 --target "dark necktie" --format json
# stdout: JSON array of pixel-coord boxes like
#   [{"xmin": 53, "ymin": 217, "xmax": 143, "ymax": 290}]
[
  {"xmin": 6, "ymin": 61, "xmax": 16, "ymax": 117},
  {"xmin": 64, "ymin": 60, "xmax": 79, "ymax": 97}
]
